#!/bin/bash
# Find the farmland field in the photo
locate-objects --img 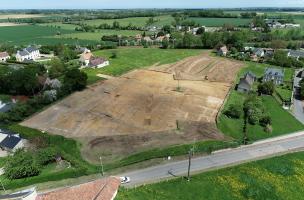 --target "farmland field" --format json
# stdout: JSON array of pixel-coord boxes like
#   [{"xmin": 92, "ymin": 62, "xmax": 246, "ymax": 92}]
[
  {"xmin": 0, "ymin": 25, "xmax": 97, "ymax": 45},
  {"xmin": 21, "ymin": 51, "xmax": 243, "ymax": 163},
  {"xmin": 77, "ymin": 15, "xmax": 174, "ymax": 27},
  {"xmin": 0, "ymin": 14, "xmax": 45, "ymax": 19},
  {"xmin": 55, "ymin": 29, "xmax": 144, "ymax": 41},
  {"xmin": 189, "ymin": 17, "xmax": 251, "ymax": 27},
  {"xmin": 117, "ymin": 151, "xmax": 304, "ymax": 200}
]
